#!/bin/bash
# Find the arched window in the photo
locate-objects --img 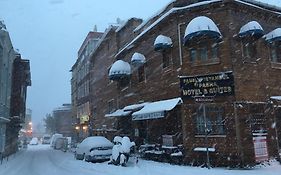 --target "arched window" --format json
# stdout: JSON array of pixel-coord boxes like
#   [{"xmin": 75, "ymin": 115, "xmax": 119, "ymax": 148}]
[
  {"xmin": 238, "ymin": 21, "xmax": 264, "ymax": 62},
  {"xmin": 184, "ymin": 16, "xmax": 222, "ymax": 65},
  {"xmin": 265, "ymin": 28, "xmax": 281, "ymax": 64}
]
